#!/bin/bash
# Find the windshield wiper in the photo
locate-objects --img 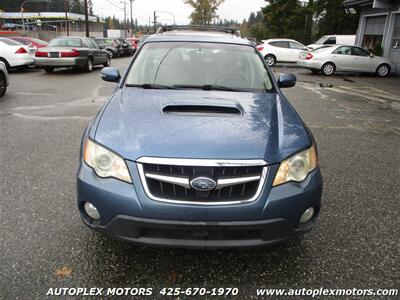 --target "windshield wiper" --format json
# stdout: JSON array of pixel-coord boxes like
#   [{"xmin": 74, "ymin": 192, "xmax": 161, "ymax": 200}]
[
  {"xmin": 172, "ymin": 84, "xmax": 241, "ymax": 92},
  {"xmin": 125, "ymin": 83, "xmax": 176, "ymax": 90}
]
